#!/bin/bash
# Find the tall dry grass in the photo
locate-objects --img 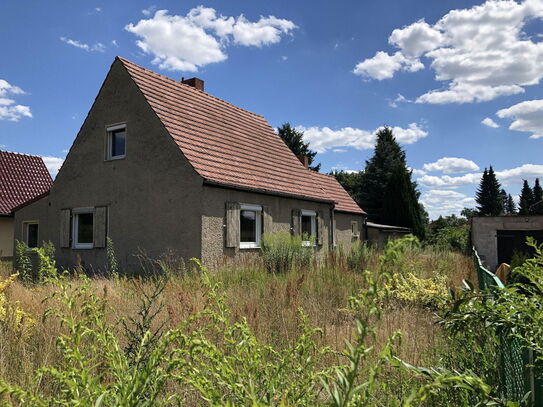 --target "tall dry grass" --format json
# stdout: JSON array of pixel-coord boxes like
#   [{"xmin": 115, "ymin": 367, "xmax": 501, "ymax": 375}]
[{"xmin": 0, "ymin": 242, "xmax": 474, "ymax": 393}]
